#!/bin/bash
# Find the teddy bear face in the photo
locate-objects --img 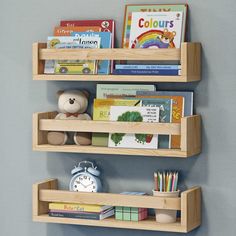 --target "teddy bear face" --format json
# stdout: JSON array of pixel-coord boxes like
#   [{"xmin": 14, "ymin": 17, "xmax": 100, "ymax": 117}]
[
  {"xmin": 58, "ymin": 90, "xmax": 88, "ymax": 114},
  {"xmin": 160, "ymin": 29, "xmax": 176, "ymax": 44}
]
